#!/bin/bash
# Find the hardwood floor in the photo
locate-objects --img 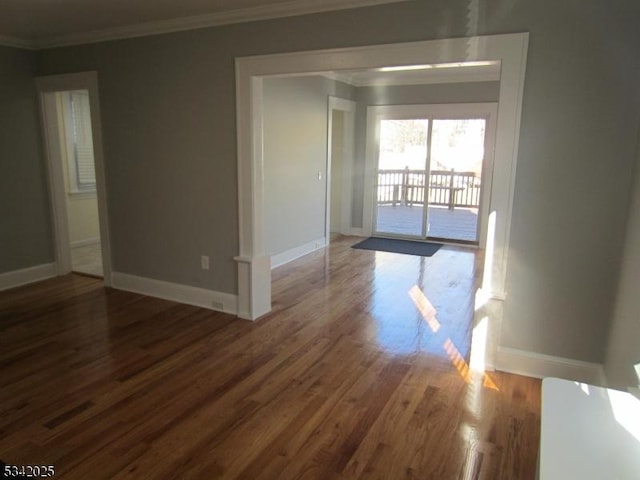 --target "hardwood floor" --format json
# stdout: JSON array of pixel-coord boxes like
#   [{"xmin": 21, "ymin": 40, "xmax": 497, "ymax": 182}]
[{"xmin": 0, "ymin": 236, "xmax": 541, "ymax": 479}]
